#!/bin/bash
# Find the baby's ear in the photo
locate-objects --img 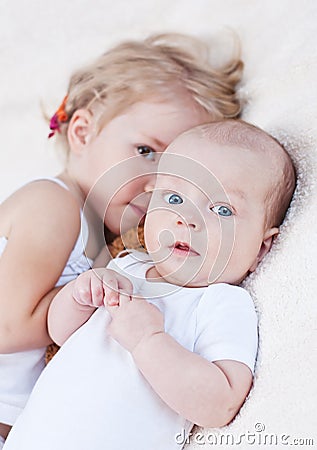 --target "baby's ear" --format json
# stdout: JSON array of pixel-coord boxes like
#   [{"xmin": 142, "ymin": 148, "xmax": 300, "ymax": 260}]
[
  {"xmin": 67, "ymin": 109, "xmax": 95, "ymax": 154},
  {"xmin": 249, "ymin": 227, "xmax": 279, "ymax": 272}
]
